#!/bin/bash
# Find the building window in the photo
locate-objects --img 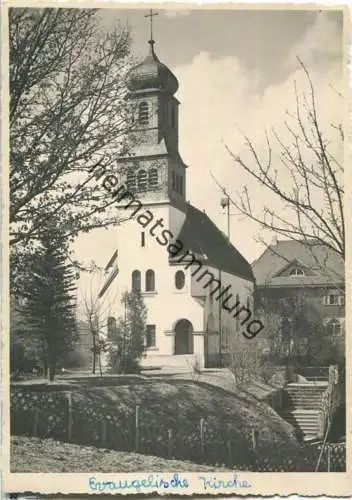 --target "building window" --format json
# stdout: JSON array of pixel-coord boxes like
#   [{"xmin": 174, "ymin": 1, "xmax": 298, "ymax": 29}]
[
  {"xmin": 145, "ymin": 269, "xmax": 155, "ymax": 292},
  {"xmin": 175, "ymin": 174, "xmax": 180, "ymax": 193},
  {"xmin": 107, "ymin": 316, "xmax": 117, "ymax": 338},
  {"xmin": 132, "ymin": 270, "xmax": 141, "ymax": 292},
  {"xmin": 327, "ymin": 318, "xmax": 342, "ymax": 337},
  {"xmin": 289, "ymin": 267, "xmax": 305, "ymax": 276},
  {"xmin": 175, "ymin": 270, "xmax": 185, "ymax": 290},
  {"xmin": 172, "ymin": 171, "xmax": 176, "ymax": 190},
  {"xmin": 149, "ymin": 169, "xmax": 158, "ymax": 188},
  {"xmin": 138, "ymin": 101, "xmax": 149, "ymax": 125},
  {"xmin": 137, "ymin": 169, "xmax": 148, "ymax": 191},
  {"xmin": 221, "ymin": 326, "xmax": 230, "ymax": 350},
  {"xmin": 179, "ymin": 176, "xmax": 184, "ymax": 195},
  {"xmin": 146, "ymin": 324, "xmax": 156, "ymax": 347},
  {"xmin": 171, "ymin": 106, "xmax": 176, "ymax": 128},
  {"xmin": 141, "ymin": 232, "xmax": 145, "ymax": 247},
  {"xmin": 127, "ymin": 169, "xmax": 136, "ymax": 191},
  {"xmin": 323, "ymin": 293, "xmax": 345, "ymax": 306}
]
